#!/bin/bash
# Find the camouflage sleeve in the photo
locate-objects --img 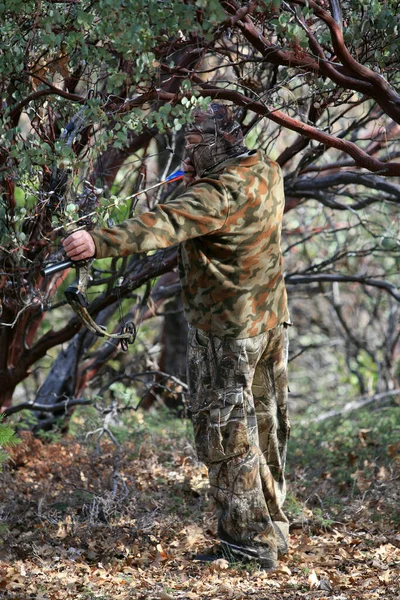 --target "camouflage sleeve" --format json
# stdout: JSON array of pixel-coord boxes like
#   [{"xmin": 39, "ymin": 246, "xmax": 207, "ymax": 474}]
[{"xmin": 90, "ymin": 179, "xmax": 229, "ymax": 259}]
